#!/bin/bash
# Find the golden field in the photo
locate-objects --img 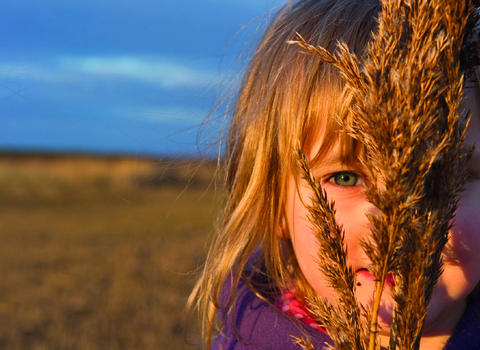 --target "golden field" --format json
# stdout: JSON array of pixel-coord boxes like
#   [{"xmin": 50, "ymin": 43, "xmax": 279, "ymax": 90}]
[{"xmin": 0, "ymin": 153, "xmax": 222, "ymax": 350}]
